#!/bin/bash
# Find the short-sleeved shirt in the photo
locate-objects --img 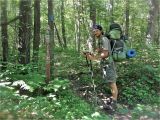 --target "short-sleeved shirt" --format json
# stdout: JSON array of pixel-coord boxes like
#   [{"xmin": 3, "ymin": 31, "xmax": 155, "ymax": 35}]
[
  {"xmin": 101, "ymin": 36, "xmax": 112, "ymax": 61},
  {"xmin": 99, "ymin": 36, "xmax": 117, "ymax": 83}
]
